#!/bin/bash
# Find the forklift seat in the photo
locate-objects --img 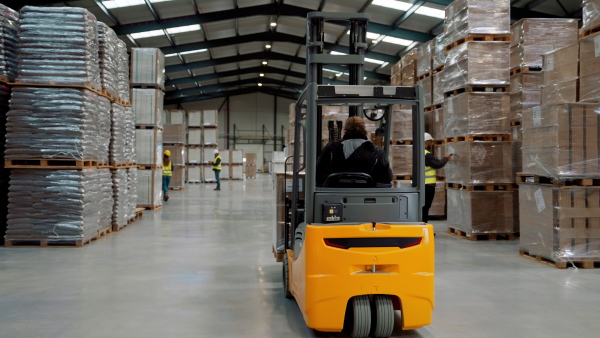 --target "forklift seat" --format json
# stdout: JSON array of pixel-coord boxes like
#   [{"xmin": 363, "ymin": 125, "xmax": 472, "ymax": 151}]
[{"xmin": 322, "ymin": 172, "xmax": 374, "ymax": 188}]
